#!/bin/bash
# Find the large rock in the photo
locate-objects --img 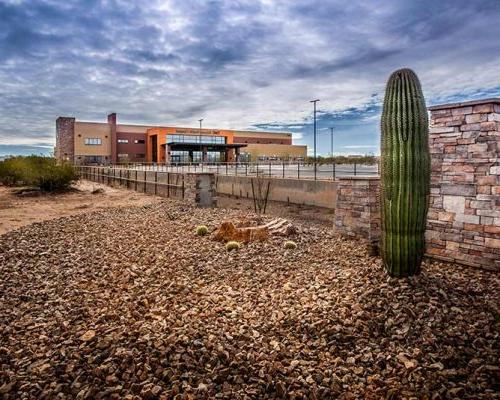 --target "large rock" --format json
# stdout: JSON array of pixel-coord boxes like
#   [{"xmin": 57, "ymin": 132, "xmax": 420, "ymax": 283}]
[
  {"xmin": 212, "ymin": 218, "xmax": 298, "ymax": 243},
  {"xmin": 212, "ymin": 221, "xmax": 269, "ymax": 243}
]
